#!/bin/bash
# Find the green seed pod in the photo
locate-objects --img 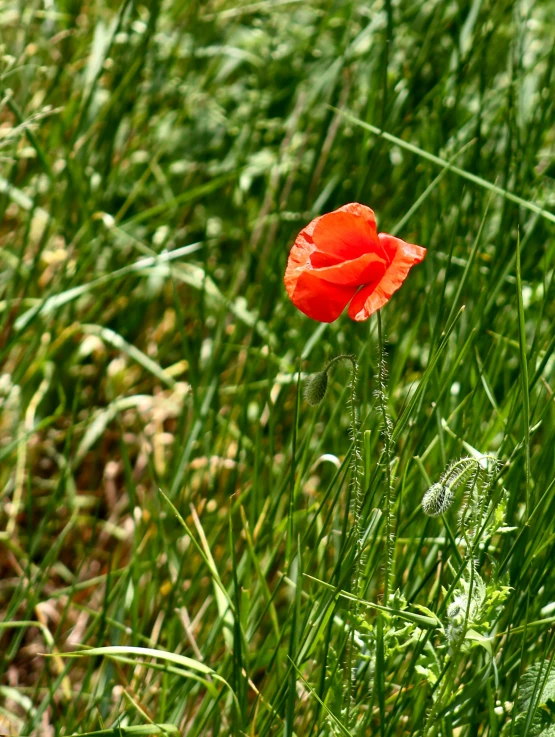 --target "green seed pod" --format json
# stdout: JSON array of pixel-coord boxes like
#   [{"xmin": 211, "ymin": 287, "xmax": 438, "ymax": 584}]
[
  {"xmin": 304, "ymin": 371, "xmax": 328, "ymax": 406},
  {"xmin": 422, "ymin": 483, "xmax": 454, "ymax": 517}
]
